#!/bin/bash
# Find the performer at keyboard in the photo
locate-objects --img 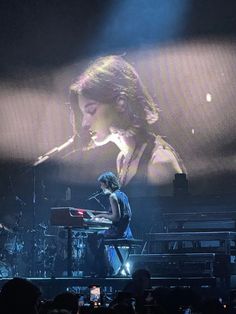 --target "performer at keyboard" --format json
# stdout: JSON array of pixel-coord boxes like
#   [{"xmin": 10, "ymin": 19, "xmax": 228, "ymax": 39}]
[{"xmin": 86, "ymin": 171, "xmax": 133, "ymax": 276}]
